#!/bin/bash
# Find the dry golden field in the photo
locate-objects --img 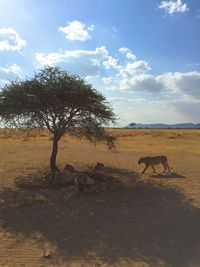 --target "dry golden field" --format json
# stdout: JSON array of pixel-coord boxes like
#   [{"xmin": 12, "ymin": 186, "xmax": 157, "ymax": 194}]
[{"xmin": 0, "ymin": 129, "xmax": 200, "ymax": 267}]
